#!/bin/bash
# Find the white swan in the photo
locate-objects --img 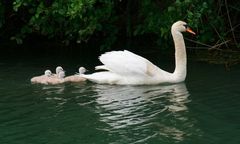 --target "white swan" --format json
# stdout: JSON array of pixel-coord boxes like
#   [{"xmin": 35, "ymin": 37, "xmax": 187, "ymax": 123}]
[
  {"xmin": 64, "ymin": 67, "xmax": 87, "ymax": 83},
  {"xmin": 47, "ymin": 71, "xmax": 65, "ymax": 85},
  {"xmin": 52, "ymin": 66, "xmax": 64, "ymax": 78},
  {"xmin": 82, "ymin": 21, "xmax": 195, "ymax": 85},
  {"xmin": 30, "ymin": 70, "xmax": 52, "ymax": 84}
]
